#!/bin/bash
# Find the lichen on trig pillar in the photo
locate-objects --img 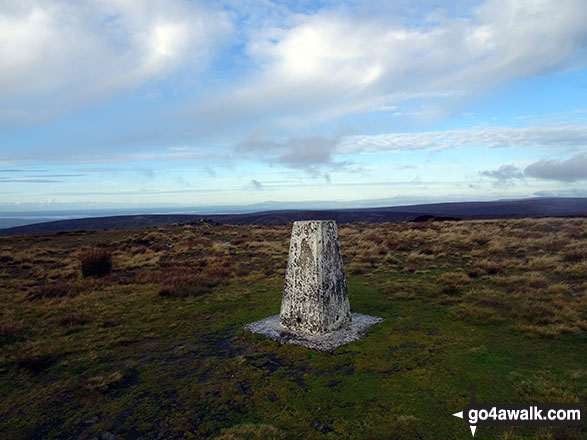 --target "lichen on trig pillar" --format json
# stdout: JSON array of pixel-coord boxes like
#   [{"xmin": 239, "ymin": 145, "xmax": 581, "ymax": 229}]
[{"xmin": 279, "ymin": 220, "xmax": 351, "ymax": 335}]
